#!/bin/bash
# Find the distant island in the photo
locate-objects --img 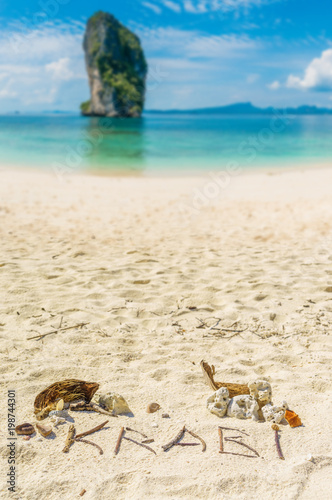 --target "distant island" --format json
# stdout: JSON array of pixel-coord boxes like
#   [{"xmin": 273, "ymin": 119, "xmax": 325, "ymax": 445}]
[
  {"xmin": 145, "ymin": 102, "xmax": 332, "ymax": 115},
  {"xmin": 7, "ymin": 103, "xmax": 332, "ymax": 117},
  {"xmin": 81, "ymin": 11, "xmax": 147, "ymax": 118}
]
